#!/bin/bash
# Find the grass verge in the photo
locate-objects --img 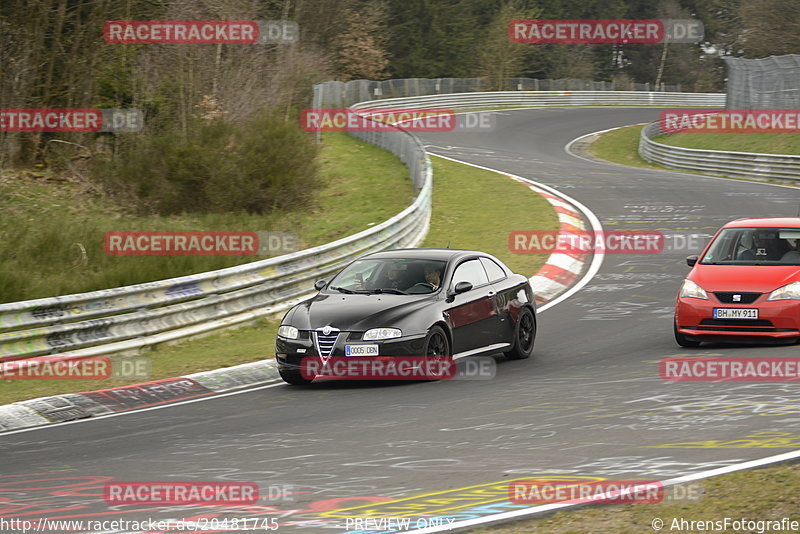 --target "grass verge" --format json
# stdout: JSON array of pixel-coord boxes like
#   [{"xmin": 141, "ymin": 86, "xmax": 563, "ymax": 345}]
[
  {"xmin": 0, "ymin": 145, "xmax": 559, "ymax": 405},
  {"xmin": 0, "ymin": 132, "xmax": 413, "ymax": 303},
  {"xmin": 655, "ymin": 131, "xmax": 800, "ymax": 155},
  {"xmin": 473, "ymin": 463, "xmax": 800, "ymax": 533},
  {"xmin": 587, "ymin": 124, "xmax": 663, "ymax": 169},
  {"xmin": 587, "ymin": 124, "xmax": 800, "ymax": 188},
  {"xmin": 0, "ymin": 319, "xmax": 279, "ymax": 406},
  {"xmin": 423, "ymin": 155, "xmax": 558, "ymax": 276}
]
